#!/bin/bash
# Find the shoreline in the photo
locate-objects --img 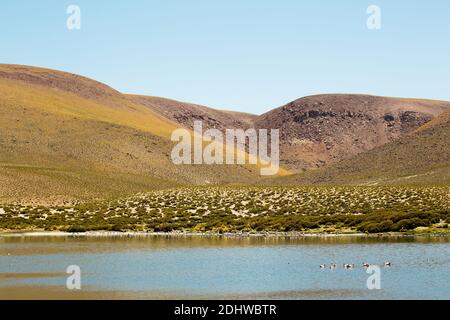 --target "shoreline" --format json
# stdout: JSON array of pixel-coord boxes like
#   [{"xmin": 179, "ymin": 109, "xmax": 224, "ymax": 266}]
[{"xmin": 1, "ymin": 230, "xmax": 449, "ymax": 239}]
